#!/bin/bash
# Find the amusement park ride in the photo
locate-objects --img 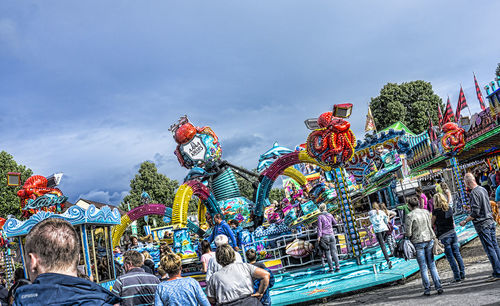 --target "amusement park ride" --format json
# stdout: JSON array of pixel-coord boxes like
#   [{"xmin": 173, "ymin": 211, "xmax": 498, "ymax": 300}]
[{"xmin": 2, "ymin": 76, "xmax": 499, "ymax": 303}]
